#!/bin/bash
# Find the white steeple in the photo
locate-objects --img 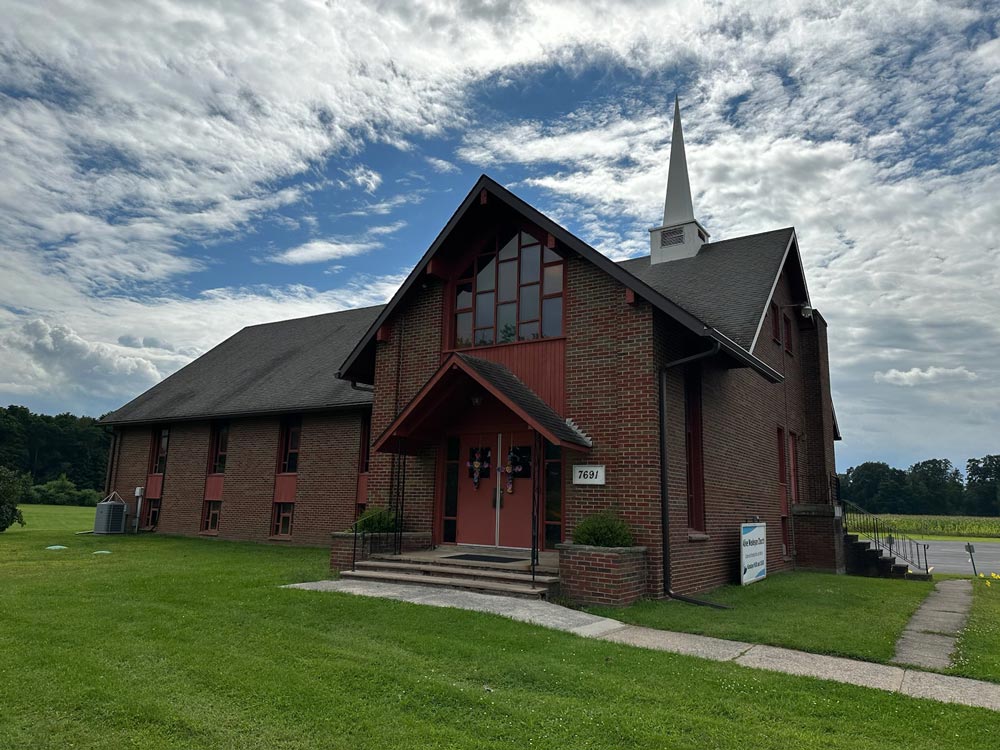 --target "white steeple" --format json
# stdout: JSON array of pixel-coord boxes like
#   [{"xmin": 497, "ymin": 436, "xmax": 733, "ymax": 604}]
[{"xmin": 649, "ymin": 97, "xmax": 709, "ymax": 263}]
